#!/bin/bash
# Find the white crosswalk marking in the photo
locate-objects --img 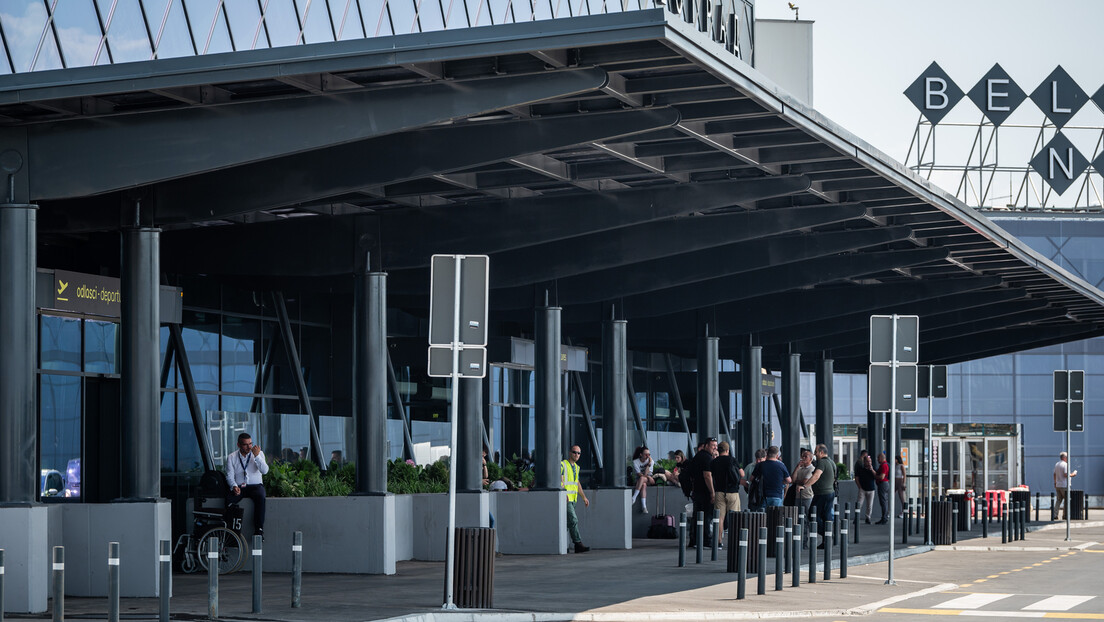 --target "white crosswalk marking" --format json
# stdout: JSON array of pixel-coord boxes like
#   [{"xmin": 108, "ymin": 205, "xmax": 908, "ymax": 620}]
[
  {"xmin": 934, "ymin": 593, "xmax": 1015, "ymax": 609},
  {"xmin": 1022, "ymin": 595, "xmax": 1094, "ymax": 611}
]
